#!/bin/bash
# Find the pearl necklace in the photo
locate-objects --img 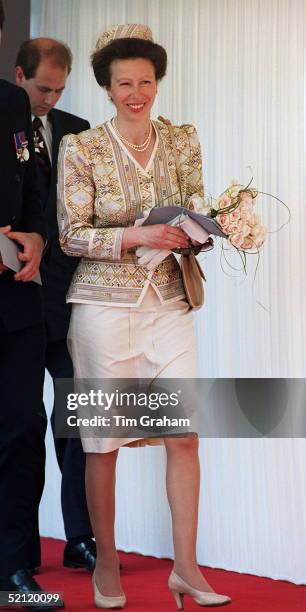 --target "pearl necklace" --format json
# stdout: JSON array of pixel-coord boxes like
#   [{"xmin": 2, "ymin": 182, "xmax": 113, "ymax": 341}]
[{"xmin": 112, "ymin": 118, "xmax": 153, "ymax": 152}]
